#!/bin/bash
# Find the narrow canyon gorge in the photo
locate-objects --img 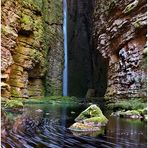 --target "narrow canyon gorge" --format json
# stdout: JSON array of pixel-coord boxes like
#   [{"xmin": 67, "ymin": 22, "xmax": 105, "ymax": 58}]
[{"xmin": 1, "ymin": 1, "xmax": 147, "ymax": 147}]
